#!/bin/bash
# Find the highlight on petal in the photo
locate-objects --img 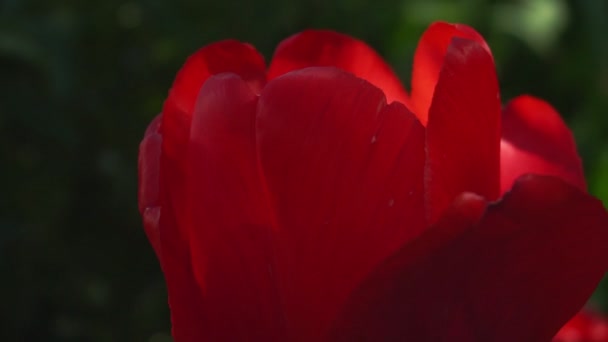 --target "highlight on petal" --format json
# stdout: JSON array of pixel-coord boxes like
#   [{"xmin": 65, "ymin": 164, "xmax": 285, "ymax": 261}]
[
  {"xmin": 411, "ymin": 22, "xmax": 490, "ymax": 124},
  {"xmin": 500, "ymin": 95, "xmax": 586, "ymax": 194},
  {"xmin": 332, "ymin": 175, "xmax": 608, "ymax": 342},
  {"xmin": 553, "ymin": 310, "xmax": 608, "ymax": 342},
  {"xmin": 185, "ymin": 73, "xmax": 285, "ymax": 341},
  {"xmin": 425, "ymin": 37, "xmax": 501, "ymax": 224},
  {"xmin": 138, "ymin": 114, "xmax": 162, "ymax": 256},
  {"xmin": 257, "ymin": 67, "xmax": 426, "ymax": 341},
  {"xmin": 267, "ymin": 30, "xmax": 411, "ymax": 107},
  {"xmin": 138, "ymin": 115, "xmax": 162, "ymax": 212}
]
